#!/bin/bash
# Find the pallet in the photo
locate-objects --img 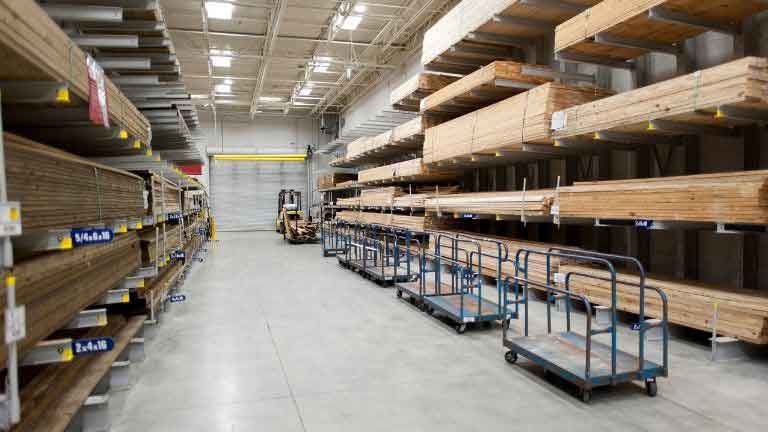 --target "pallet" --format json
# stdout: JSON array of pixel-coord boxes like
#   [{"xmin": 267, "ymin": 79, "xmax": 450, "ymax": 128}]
[
  {"xmin": 554, "ymin": 0, "xmax": 768, "ymax": 66},
  {"xmin": 358, "ymin": 158, "xmax": 460, "ymax": 185},
  {"xmin": 422, "ymin": 0, "xmax": 600, "ymax": 73},
  {"xmin": 391, "ymin": 73, "xmax": 459, "ymax": 111},
  {"xmin": 552, "ymin": 57, "xmax": 768, "ymax": 146},
  {"xmin": 423, "ymin": 83, "xmax": 610, "ymax": 165}
]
